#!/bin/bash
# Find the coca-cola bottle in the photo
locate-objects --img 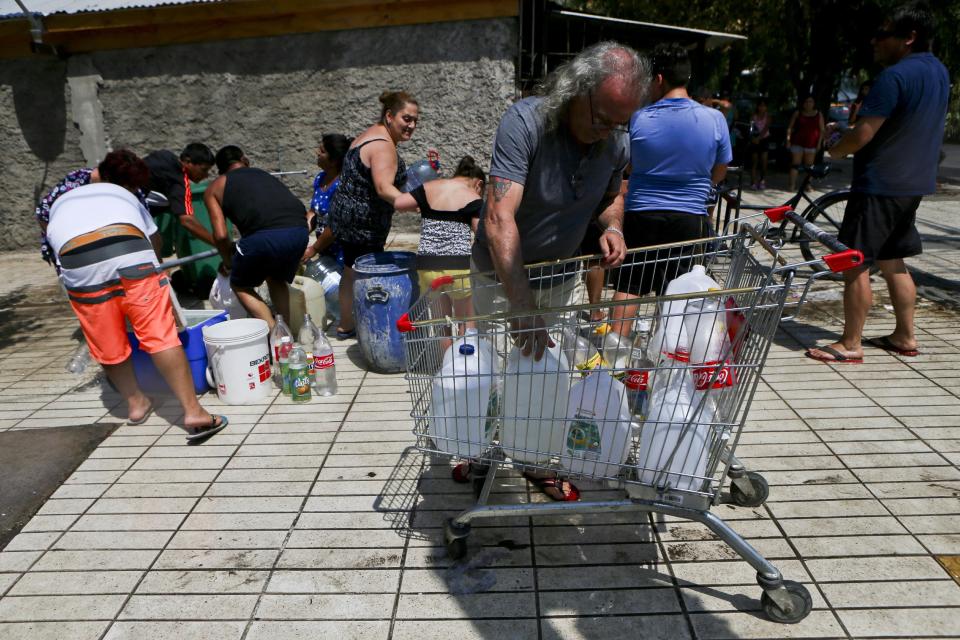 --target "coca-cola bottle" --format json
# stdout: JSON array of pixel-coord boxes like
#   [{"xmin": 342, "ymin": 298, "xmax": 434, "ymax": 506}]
[
  {"xmin": 624, "ymin": 323, "xmax": 654, "ymax": 419},
  {"xmin": 298, "ymin": 313, "xmax": 321, "ymax": 386},
  {"xmin": 312, "ymin": 332, "xmax": 338, "ymax": 396}
]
